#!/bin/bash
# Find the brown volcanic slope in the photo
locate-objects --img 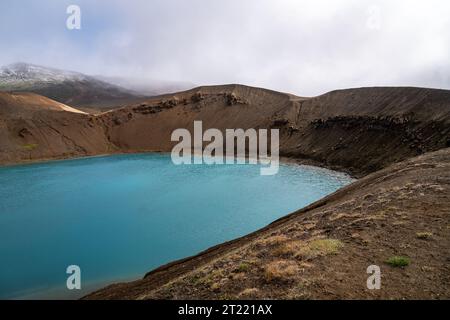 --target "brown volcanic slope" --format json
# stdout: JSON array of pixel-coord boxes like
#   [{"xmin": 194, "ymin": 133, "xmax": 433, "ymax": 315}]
[
  {"xmin": 86, "ymin": 148, "xmax": 450, "ymax": 300},
  {"xmin": 0, "ymin": 92, "xmax": 112, "ymax": 164},
  {"xmin": 1, "ymin": 85, "xmax": 449, "ymax": 299},
  {"xmin": 2, "ymin": 85, "xmax": 450, "ymax": 177},
  {"xmin": 96, "ymin": 85, "xmax": 449, "ymax": 176}
]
